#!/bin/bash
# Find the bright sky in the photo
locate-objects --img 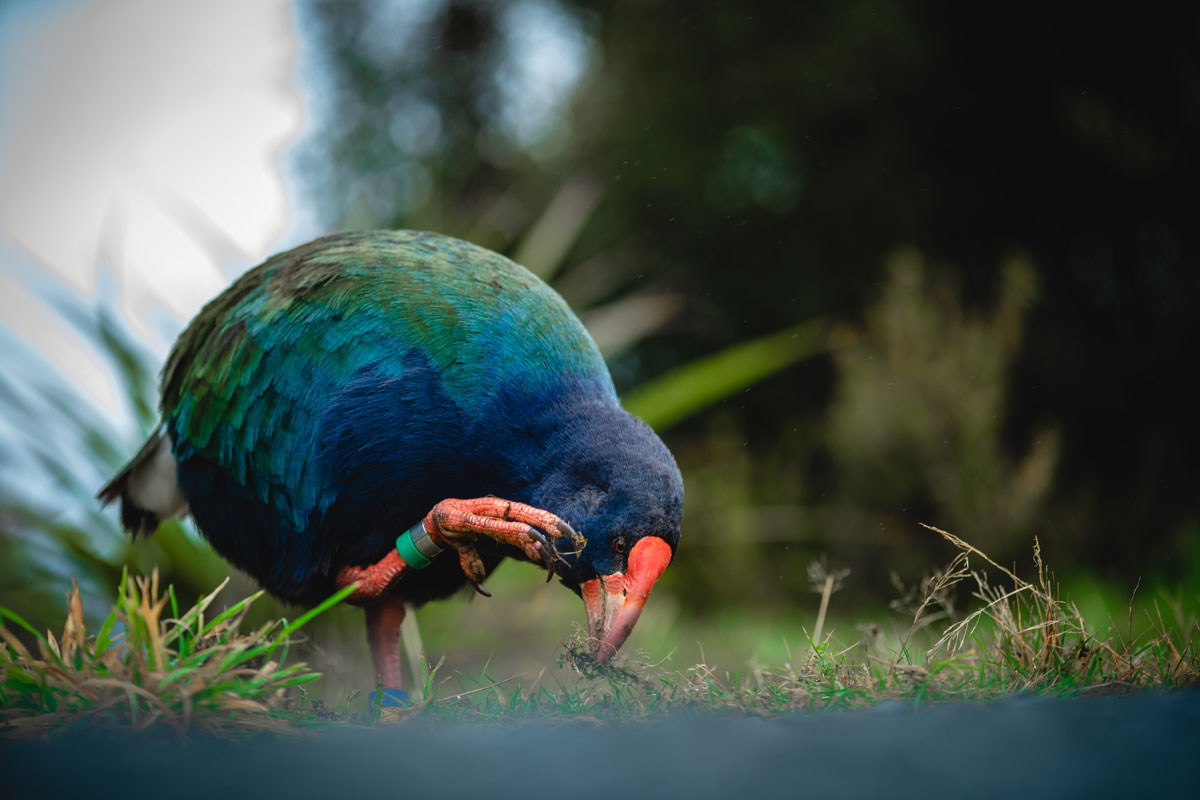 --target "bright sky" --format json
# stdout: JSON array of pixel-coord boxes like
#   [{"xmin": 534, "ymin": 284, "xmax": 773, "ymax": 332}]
[{"xmin": 0, "ymin": 0, "xmax": 305, "ymax": 424}]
